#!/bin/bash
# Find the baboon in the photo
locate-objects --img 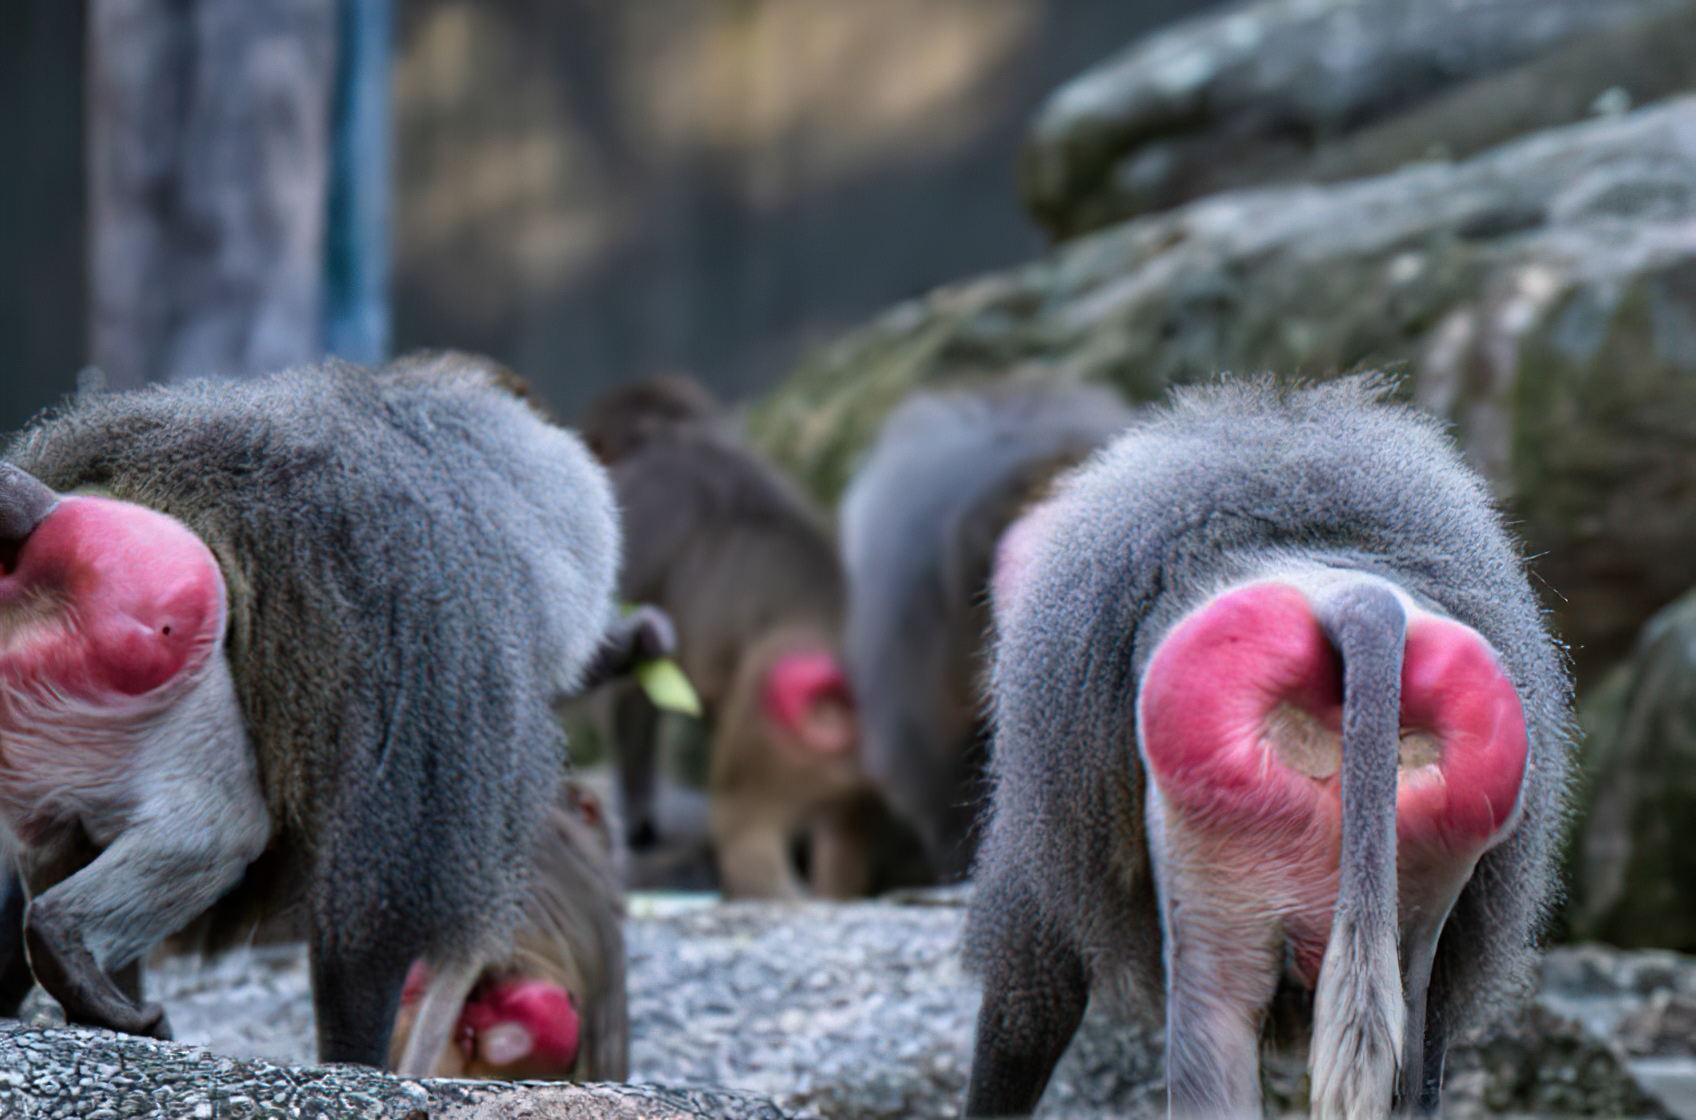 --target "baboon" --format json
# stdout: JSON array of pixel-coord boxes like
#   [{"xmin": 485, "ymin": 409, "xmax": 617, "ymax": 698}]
[
  {"xmin": 965, "ymin": 376, "xmax": 1573, "ymax": 1119},
  {"xmin": 0, "ymin": 356, "xmax": 620, "ymax": 1074},
  {"xmin": 838, "ymin": 384, "xmax": 1136, "ymax": 879},
  {"xmin": 583, "ymin": 375, "xmax": 889, "ymax": 899},
  {"xmin": 390, "ymin": 780, "xmax": 627, "ymax": 1081}
]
